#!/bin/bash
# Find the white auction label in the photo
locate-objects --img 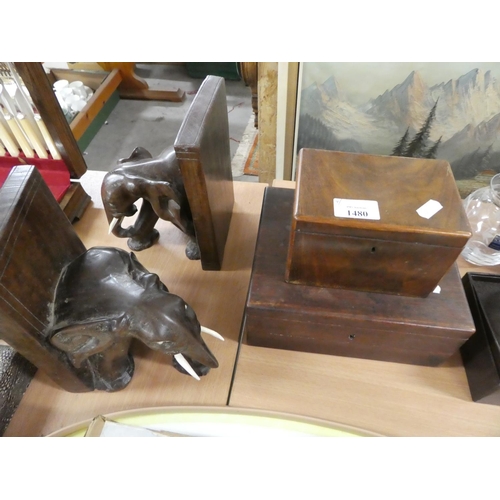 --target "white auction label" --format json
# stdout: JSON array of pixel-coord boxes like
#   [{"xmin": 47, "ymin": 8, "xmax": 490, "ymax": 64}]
[
  {"xmin": 416, "ymin": 199, "xmax": 443, "ymax": 219},
  {"xmin": 333, "ymin": 198, "xmax": 380, "ymax": 220}
]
